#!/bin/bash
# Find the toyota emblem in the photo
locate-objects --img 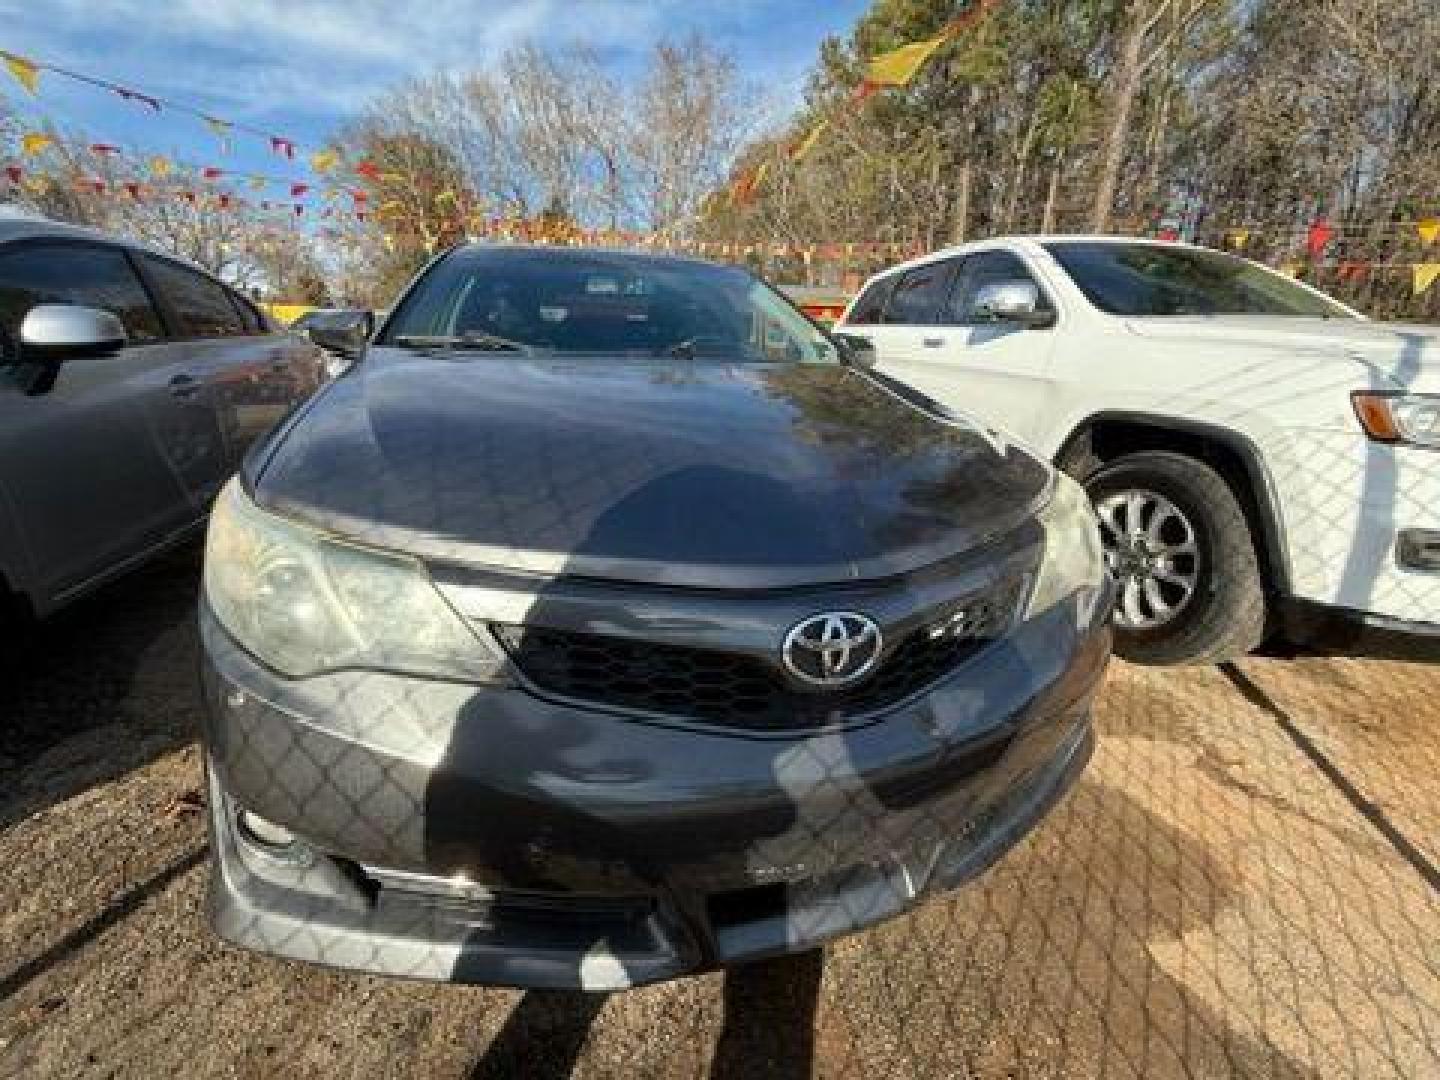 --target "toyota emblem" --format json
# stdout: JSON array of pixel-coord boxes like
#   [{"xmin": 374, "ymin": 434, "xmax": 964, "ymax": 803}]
[{"xmin": 782, "ymin": 612, "xmax": 883, "ymax": 687}]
